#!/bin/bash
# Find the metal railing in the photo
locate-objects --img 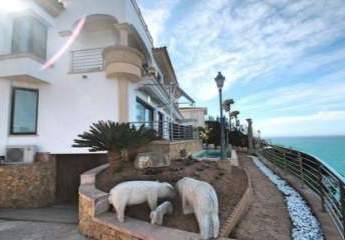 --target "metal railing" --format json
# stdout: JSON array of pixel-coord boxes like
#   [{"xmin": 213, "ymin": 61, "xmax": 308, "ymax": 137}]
[
  {"xmin": 129, "ymin": 0, "xmax": 154, "ymax": 44},
  {"xmin": 130, "ymin": 121, "xmax": 196, "ymax": 141},
  {"xmin": 259, "ymin": 144, "xmax": 345, "ymax": 239},
  {"xmin": 70, "ymin": 48, "xmax": 103, "ymax": 73}
]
